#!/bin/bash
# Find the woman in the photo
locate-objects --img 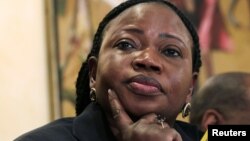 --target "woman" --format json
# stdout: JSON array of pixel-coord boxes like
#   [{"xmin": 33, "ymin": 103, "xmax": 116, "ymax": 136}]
[{"xmin": 15, "ymin": 0, "xmax": 202, "ymax": 141}]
